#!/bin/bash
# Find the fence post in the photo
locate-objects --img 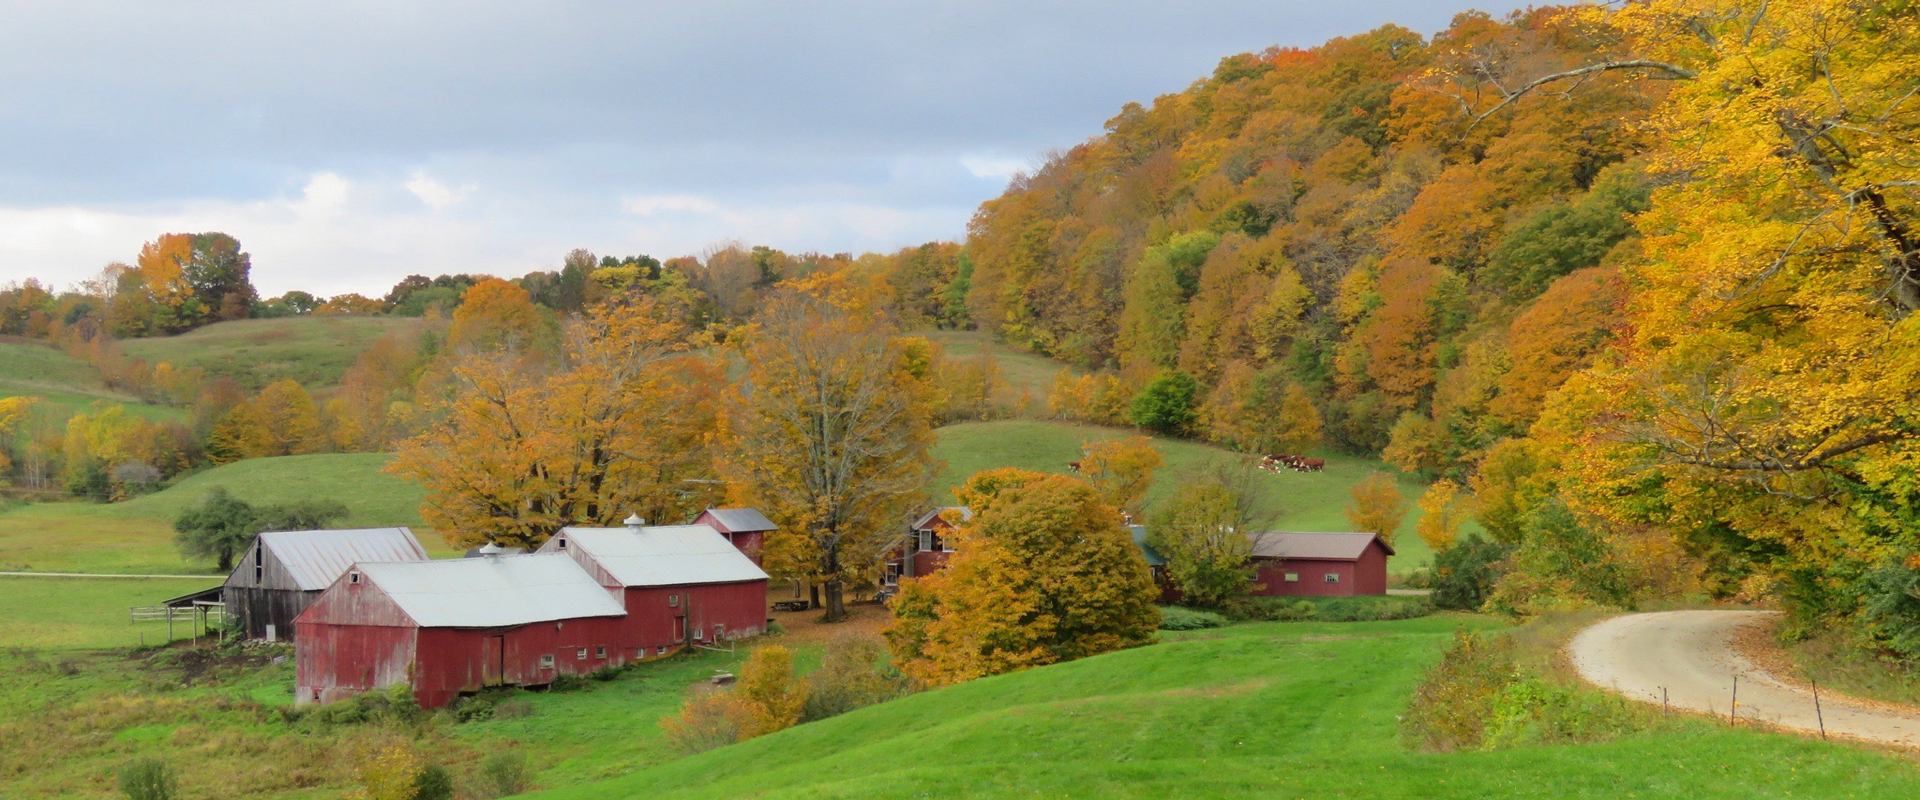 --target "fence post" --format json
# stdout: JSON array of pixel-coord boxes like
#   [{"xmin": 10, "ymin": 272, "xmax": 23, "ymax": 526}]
[
  {"xmin": 1729, "ymin": 675, "xmax": 1739, "ymax": 726},
  {"xmin": 1812, "ymin": 678, "xmax": 1827, "ymax": 740},
  {"xmin": 1662, "ymin": 686, "xmax": 1669, "ymax": 718}
]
